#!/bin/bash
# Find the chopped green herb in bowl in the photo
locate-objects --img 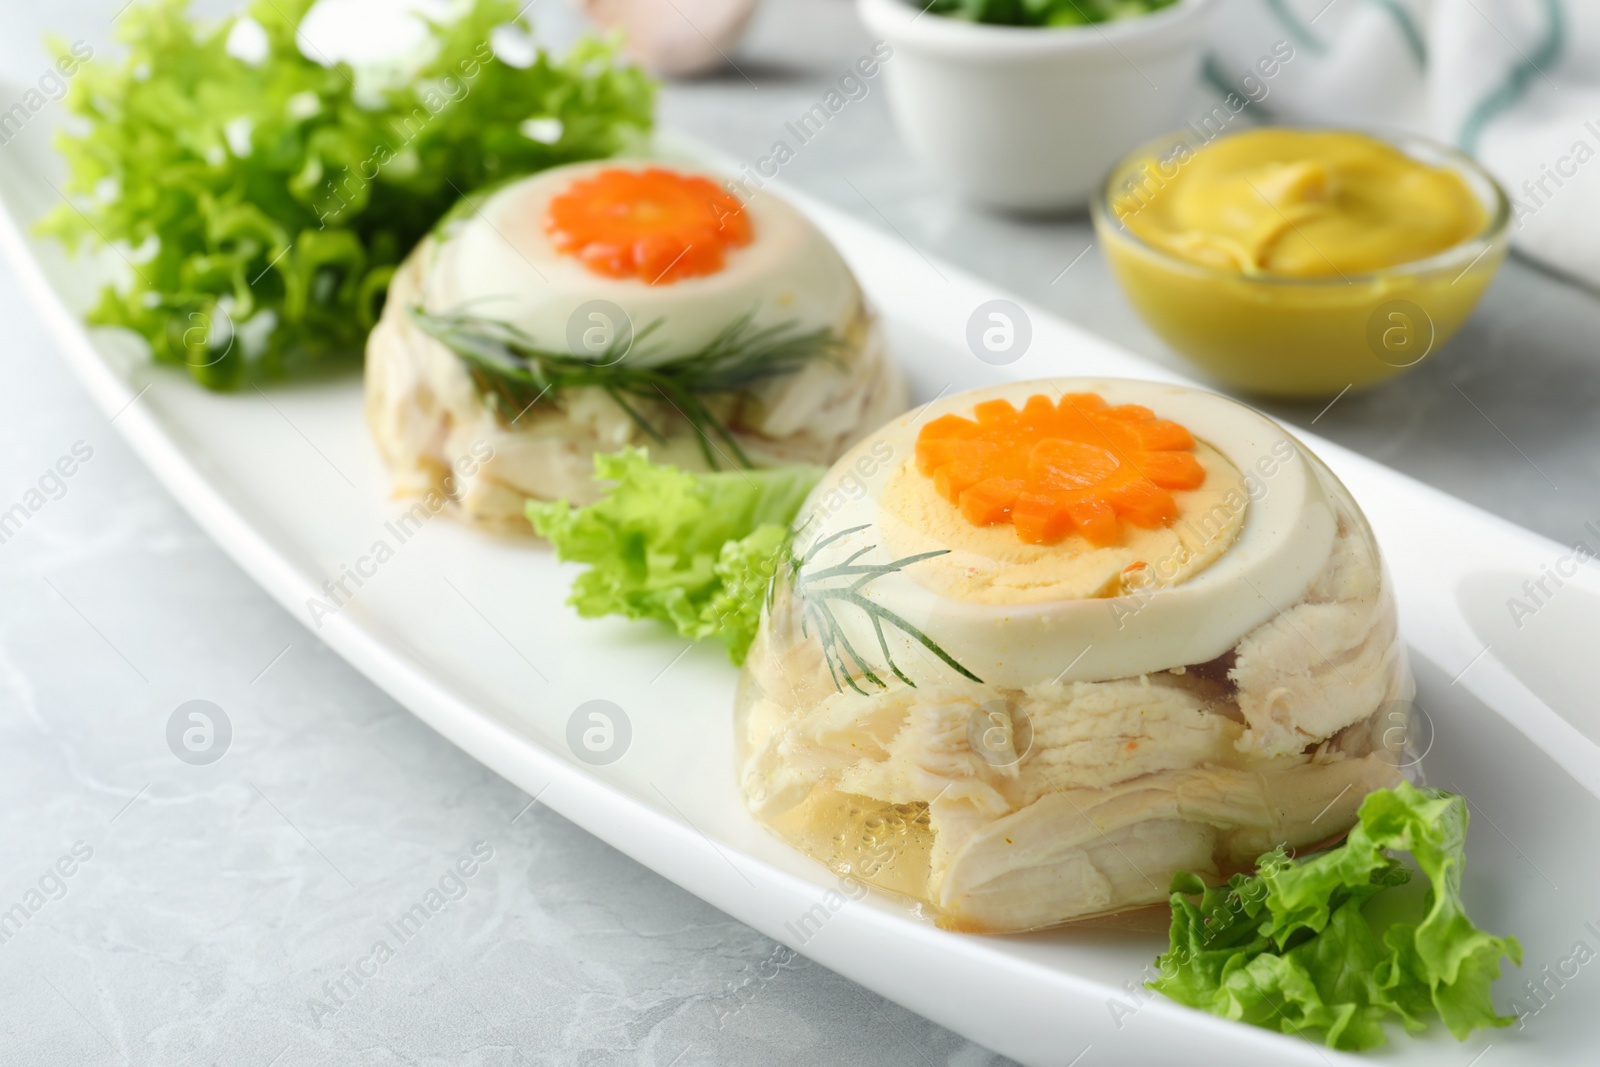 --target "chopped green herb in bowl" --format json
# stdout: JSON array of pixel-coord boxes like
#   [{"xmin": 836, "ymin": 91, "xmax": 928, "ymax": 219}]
[{"xmin": 919, "ymin": 0, "xmax": 1181, "ymax": 27}]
